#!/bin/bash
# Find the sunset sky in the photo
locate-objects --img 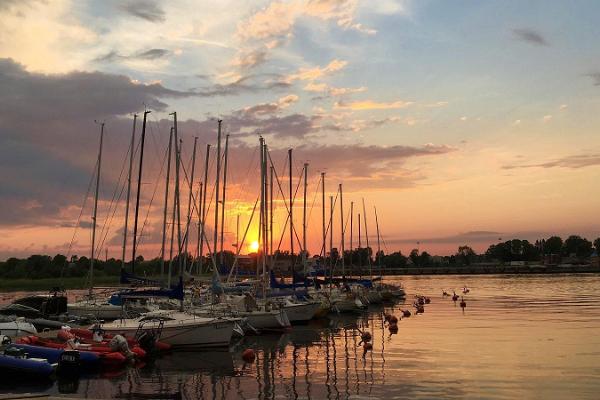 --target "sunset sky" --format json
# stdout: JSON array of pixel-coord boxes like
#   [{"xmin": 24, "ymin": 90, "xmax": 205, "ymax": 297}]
[{"xmin": 1, "ymin": 0, "xmax": 599, "ymax": 260}]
